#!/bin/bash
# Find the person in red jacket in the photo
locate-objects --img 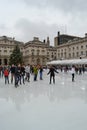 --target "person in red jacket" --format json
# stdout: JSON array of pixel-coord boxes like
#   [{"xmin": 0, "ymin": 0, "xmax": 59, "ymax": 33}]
[{"xmin": 4, "ymin": 68, "xmax": 9, "ymax": 84}]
